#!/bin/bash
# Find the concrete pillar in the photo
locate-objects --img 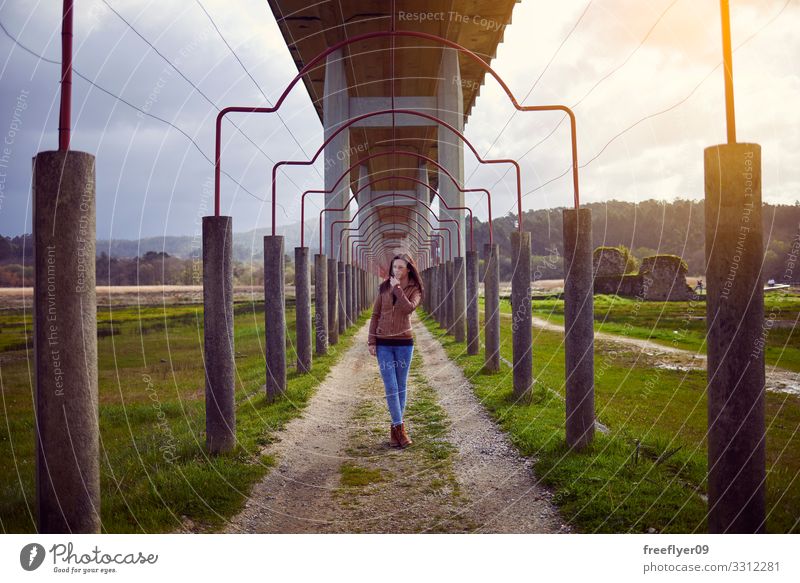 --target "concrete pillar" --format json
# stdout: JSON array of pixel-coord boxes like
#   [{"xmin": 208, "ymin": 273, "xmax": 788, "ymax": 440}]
[
  {"xmin": 445, "ymin": 260, "xmax": 454, "ymax": 334},
  {"xmin": 345, "ymin": 263, "xmax": 353, "ymax": 327},
  {"xmin": 327, "ymin": 257, "xmax": 339, "ymax": 345},
  {"xmin": 264, "ymin": 236, "xmax": 286, "ymax": 401},
  {"xmin": 423, "ymin": 268, "xmax": 430, "ymax": 312},
  {"xmin": 437, "ymin": 264, "xmax": 445, "ymax": 326},
  {"xmin": 323, "ymin": 48, "xmax": 351, "ymax": 260},
  {"xmin": 422, "ymin": 268, "xmax": 429, "ymax": 312},
  {"xmin": 453, "ymin": 256, "xmax": 466, "ymax": 342},
  {"xmin": 294, "ymin": 247, "xmax": 312, "ymax": 373},
  {"xmin": 354, "ymin": 267, "xmax": 359, "ymax": 315},
  {"xmin": 511, "ymin": 231, "xmax": 532, "ymax": 400},
  {"xmin": 563, "ymin": 209, "xmax": 595, "ymax": 451},
  {"xmin": 437, "ymin": 47, "xmax": 466, "ymax": 257},
  {"xmin": 704, "ymin": 143, "xmax": 766, "ymax": 533},
  {"xmin": 483, "ymin": 243, "xmax": 501, "ymax": 372},
  {"xmin": 466, "ymin": 250, "xmax": 479, "ymax": 355},
  {"xmin": 428, "ymin": 268, "xmax": 435, "ymax": 317},
  {"xmin": 203, "ymin": 216, "xmax": 235, "ymax": 455},
  {"xmin": 314, "ymin": 254, "xmax": 328, "ymax": 355},
  {"xmin": 416, "ymin": 163, "xmax": 432, "ymax": 244},
  {"xmin": 337, "ymin": 261, "xmax": 346, "ymax": 335},
  {"xmin": 33, "ymin": 150, "xmax": 100, "ymax": 533}
]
